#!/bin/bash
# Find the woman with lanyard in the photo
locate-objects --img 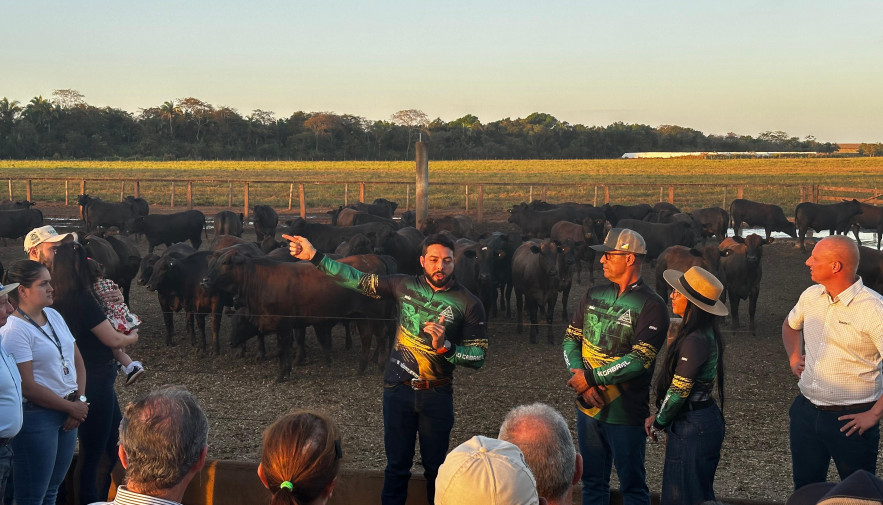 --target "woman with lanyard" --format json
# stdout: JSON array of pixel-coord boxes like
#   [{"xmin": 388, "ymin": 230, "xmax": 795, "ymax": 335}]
[
  {"xmin": 0, "ymin": 259, "xmax": 88, "ymax": 505},
  {"xmin": 644, "ymin": 265, "xmax": 728, "ymax": 505},
  {"xmin": 49, "ymin": 242, "xmax": 138, "ymax": 505}
]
